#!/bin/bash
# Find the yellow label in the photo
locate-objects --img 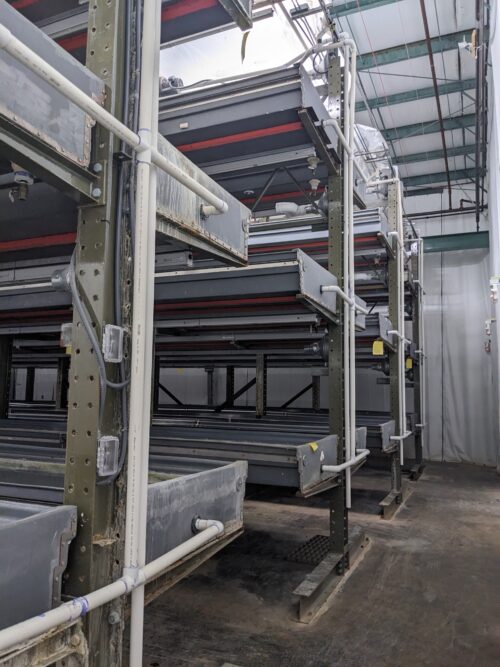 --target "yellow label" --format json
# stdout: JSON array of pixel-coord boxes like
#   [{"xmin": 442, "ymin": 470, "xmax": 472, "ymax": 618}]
[
  {"xmin": 65, "ymin": 345, "xmax": 72, "ymax": 355},
  {"xmin": 372, "ymin": 340, "xmax": 384, "ymax": 356},
  {"xmin": 406, "ymin": 357, "xmax": 413, "ymax": 369},
  {"xmin": 308, "ymin": 441, "xmax": 319, "ymax": 452}
]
